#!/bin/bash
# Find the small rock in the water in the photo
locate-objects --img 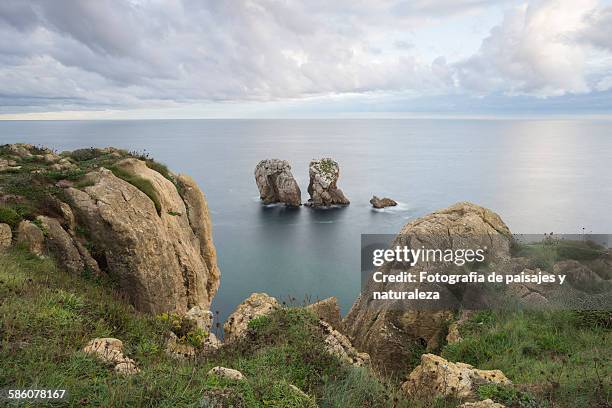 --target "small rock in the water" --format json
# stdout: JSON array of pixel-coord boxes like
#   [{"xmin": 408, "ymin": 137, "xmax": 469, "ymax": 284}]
[
  {"xmin": 370, "ymin": 196, "xmax": 397, "ymax": 209},
  {"xmin": 207, "ymin": 366, "xmax": 245, "ymax": 380}
]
